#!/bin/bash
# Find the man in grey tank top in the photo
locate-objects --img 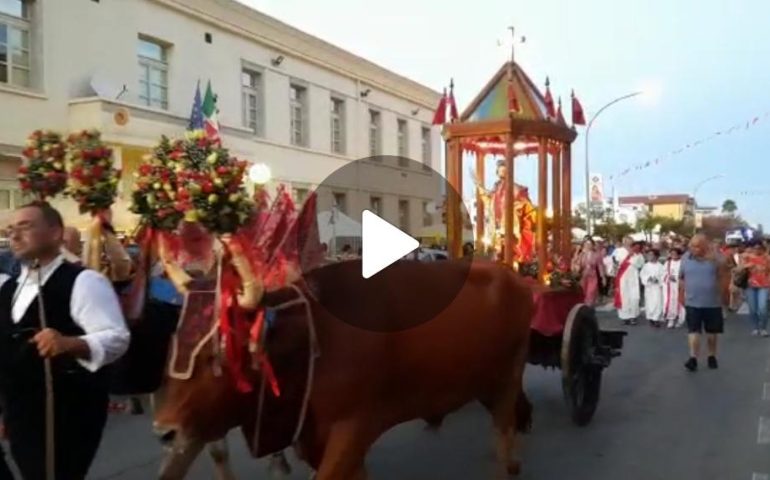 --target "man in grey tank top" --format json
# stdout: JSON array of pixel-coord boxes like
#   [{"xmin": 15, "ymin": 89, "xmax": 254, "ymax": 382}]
[{"xmin": 679, "ymin": 234, "xmax": 730, "ymax": 371}]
